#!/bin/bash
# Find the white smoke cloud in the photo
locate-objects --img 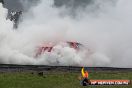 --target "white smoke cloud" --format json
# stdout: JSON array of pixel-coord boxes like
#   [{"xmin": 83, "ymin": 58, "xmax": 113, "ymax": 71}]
[{"xmin": 0, "ymin": 0, "xmax": 132, "ymax": 67}]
